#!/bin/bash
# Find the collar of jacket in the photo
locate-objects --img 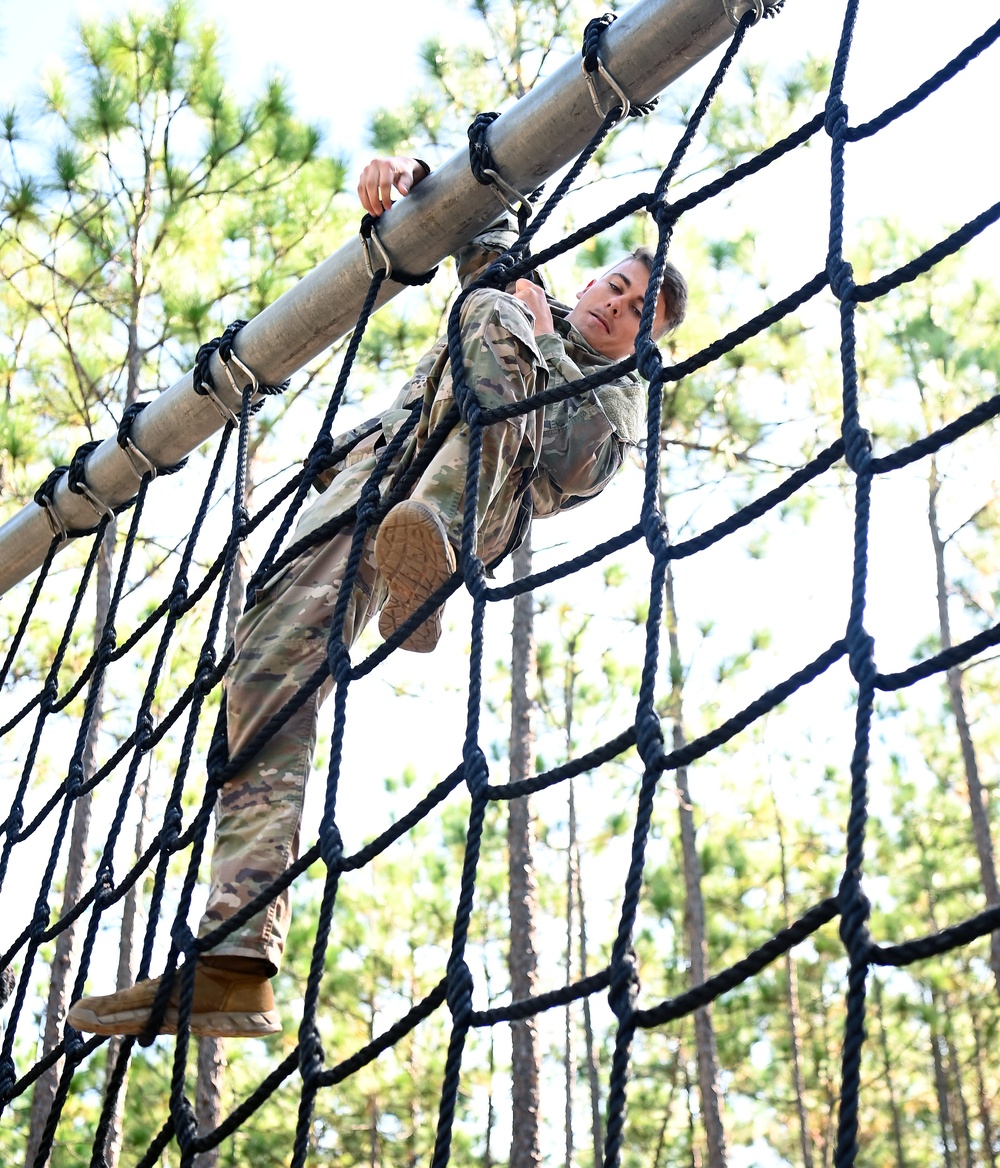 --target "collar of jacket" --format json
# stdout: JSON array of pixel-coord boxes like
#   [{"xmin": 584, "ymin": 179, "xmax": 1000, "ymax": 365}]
[{"xmin": 544, "ymin": 297, "xmax": 646, "ymax": 446}]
